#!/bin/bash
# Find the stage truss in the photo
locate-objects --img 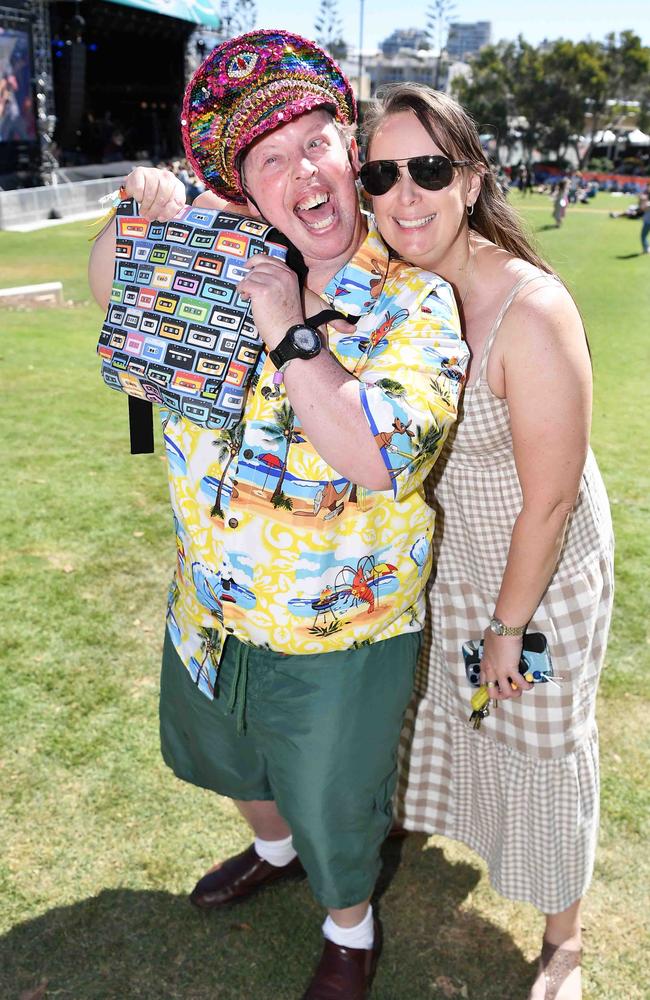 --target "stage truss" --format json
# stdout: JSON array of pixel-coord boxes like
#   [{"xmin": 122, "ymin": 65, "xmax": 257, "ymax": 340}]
[
  {"xmin": 28, "ymin": 0, "xmax": 58, "ymax": 183},
  {"xmin": 0, "ymin": 1, "xmax": 57, "ymax": 182}
]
